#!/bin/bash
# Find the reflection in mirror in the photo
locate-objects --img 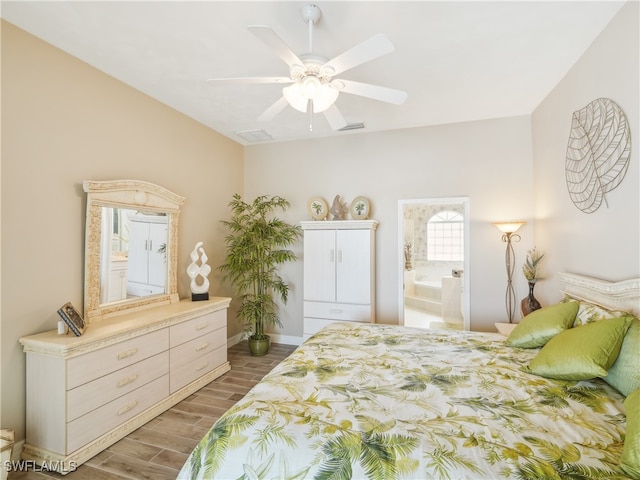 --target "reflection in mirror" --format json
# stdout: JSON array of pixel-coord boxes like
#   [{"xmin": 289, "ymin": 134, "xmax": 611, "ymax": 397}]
[
  {"xmin": 84, "ymin": 180, "xmax": 185, "ymax": 323},
  {"xmin": 99, "ymin": 208, "xmax": 169, "ymax": 305}
]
